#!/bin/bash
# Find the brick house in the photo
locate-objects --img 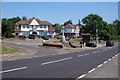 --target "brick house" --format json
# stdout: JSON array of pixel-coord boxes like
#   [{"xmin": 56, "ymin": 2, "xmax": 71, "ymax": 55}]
[{"xmin": 14, "ymin": 17, "xmax": 56, "ymax": 38}]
